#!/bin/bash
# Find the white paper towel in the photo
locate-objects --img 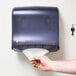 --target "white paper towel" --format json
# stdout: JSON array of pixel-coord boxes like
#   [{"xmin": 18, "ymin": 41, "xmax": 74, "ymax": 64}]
[{"xmin": 23, "ymin": 48, "xmax": 49, "ymax": 60}]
